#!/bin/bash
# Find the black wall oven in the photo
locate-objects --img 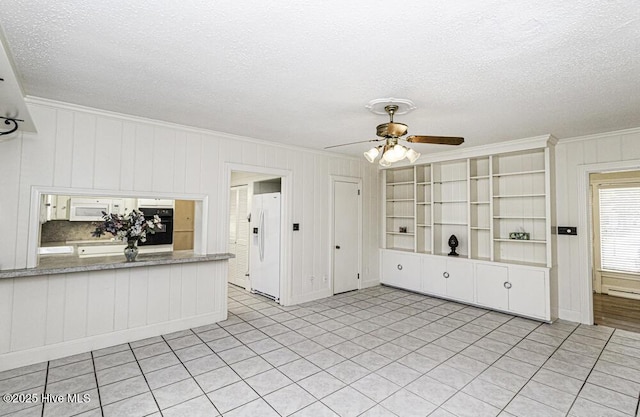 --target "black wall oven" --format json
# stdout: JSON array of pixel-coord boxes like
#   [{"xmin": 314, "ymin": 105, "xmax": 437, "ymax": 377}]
[{"xmin": 138, "ymin": 207, "xmax": 174, "ymax": 246}]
